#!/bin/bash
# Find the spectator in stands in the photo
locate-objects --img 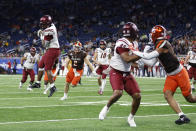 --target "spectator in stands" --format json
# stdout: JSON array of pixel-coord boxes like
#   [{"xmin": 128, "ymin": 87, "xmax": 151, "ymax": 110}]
[
  {"xmin": 7, "ymin": 60, "xmax": 11, "ymax": 74},
  {"xmin": 13, "ymin": 59, "xmax": 17, "ymax": 74}
]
